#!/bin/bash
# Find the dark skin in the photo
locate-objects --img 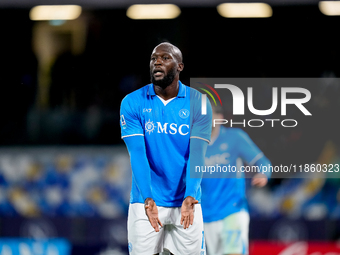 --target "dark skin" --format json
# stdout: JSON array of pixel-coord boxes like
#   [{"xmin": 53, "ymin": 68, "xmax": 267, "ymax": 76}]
[
  {"xmin": 149, "ymin": 42, "xmax": 184, "ymax": 100},
  {"xmin": 145, "ymin": 43, "xmax": 199, "ymax": 254}
]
